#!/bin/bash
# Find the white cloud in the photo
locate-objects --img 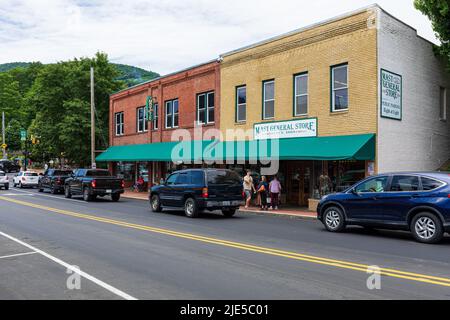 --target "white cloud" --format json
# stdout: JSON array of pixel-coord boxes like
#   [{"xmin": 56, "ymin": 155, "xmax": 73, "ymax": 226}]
[{"xmin": 0, "ymin": 0, "xmax": 439, "ymax": 74}]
